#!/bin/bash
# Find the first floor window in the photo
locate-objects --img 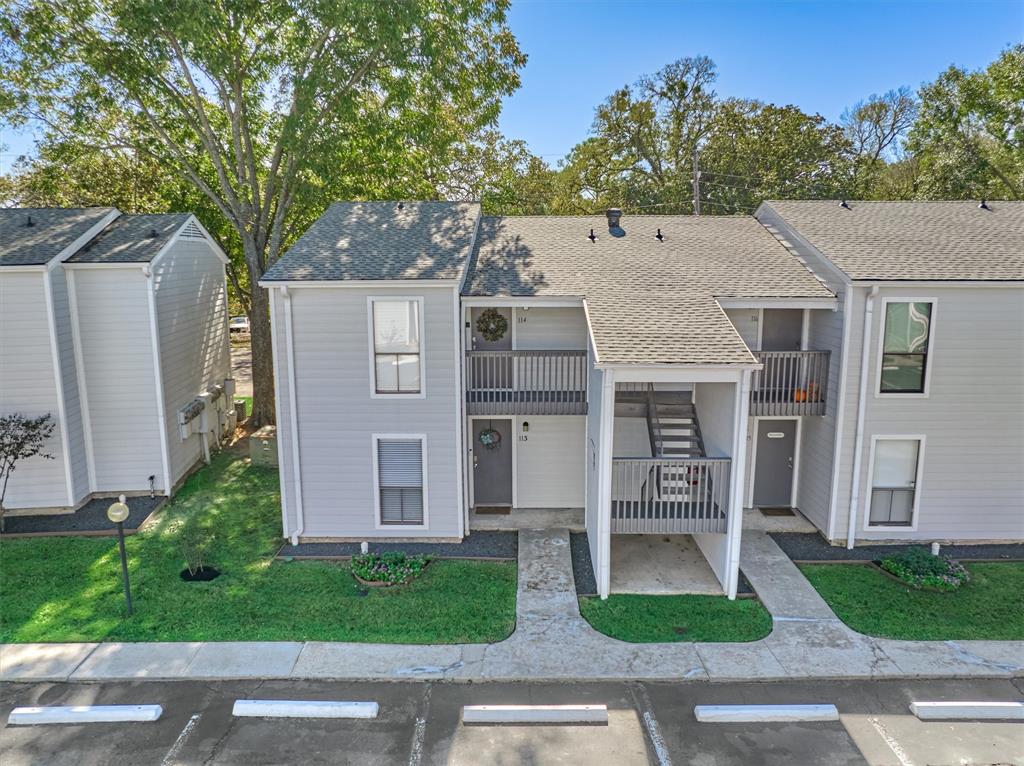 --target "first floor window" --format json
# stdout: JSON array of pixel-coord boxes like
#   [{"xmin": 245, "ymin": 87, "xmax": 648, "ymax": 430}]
[
  {"xmin": 377, "ymin": 438, "xmax": 424, "ymax": 525},
  {"xmin": 880, "ymin": 301, "xmax": 932, "ymax": 394},
  {"xmin": 868, "ymin": 438, "xmax": 921, "ymax": 526},
  {"xmin": 372, "ymin": 299, "xmax": 421, "ymax": 394}
]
